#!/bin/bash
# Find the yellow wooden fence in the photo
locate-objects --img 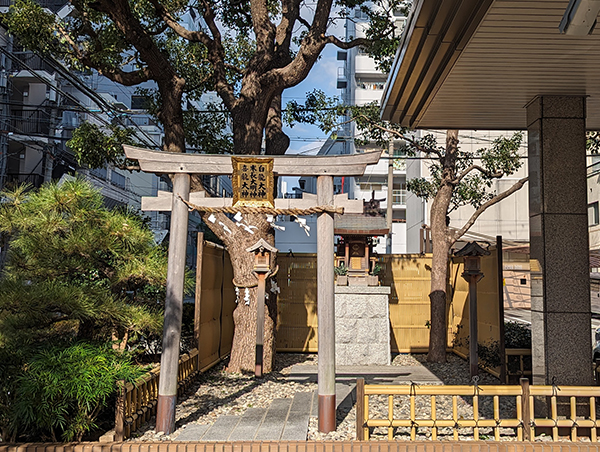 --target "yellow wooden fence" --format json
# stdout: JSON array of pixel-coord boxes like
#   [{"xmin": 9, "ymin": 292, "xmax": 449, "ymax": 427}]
[
  {"xmin": 195, "ymin": 239, "xmax": 236, "ymax": 370},
  {"xmin": 356, "ymin": 378, "xmax": 600, "ymax": 442},
  {"xmin": 114, "ymin": 349, "xmax": 200, "ymax": 441},
  {"xmin": 277, "ymin": 251, "xmax": 502, "ymax": 356}
]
